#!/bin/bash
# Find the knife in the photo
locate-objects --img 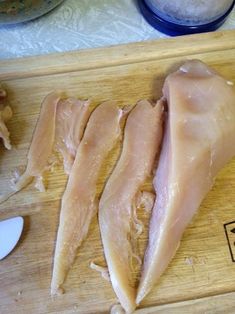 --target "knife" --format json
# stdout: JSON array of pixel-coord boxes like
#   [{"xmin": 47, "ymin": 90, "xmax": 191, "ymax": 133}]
[{"xmin": 0, "ymin": 216, "xmax": 24, "ymax": 260}]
